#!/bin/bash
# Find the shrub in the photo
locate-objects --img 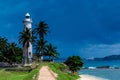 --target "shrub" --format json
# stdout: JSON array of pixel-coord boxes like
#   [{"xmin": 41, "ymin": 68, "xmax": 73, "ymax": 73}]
[
  {"xmin": 64, "ymin": 56, "xmax": 83, "ymax": 73},
  {"xmin": 5, "ymin": 67, "xmax": 32, "ymax": 72}
]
